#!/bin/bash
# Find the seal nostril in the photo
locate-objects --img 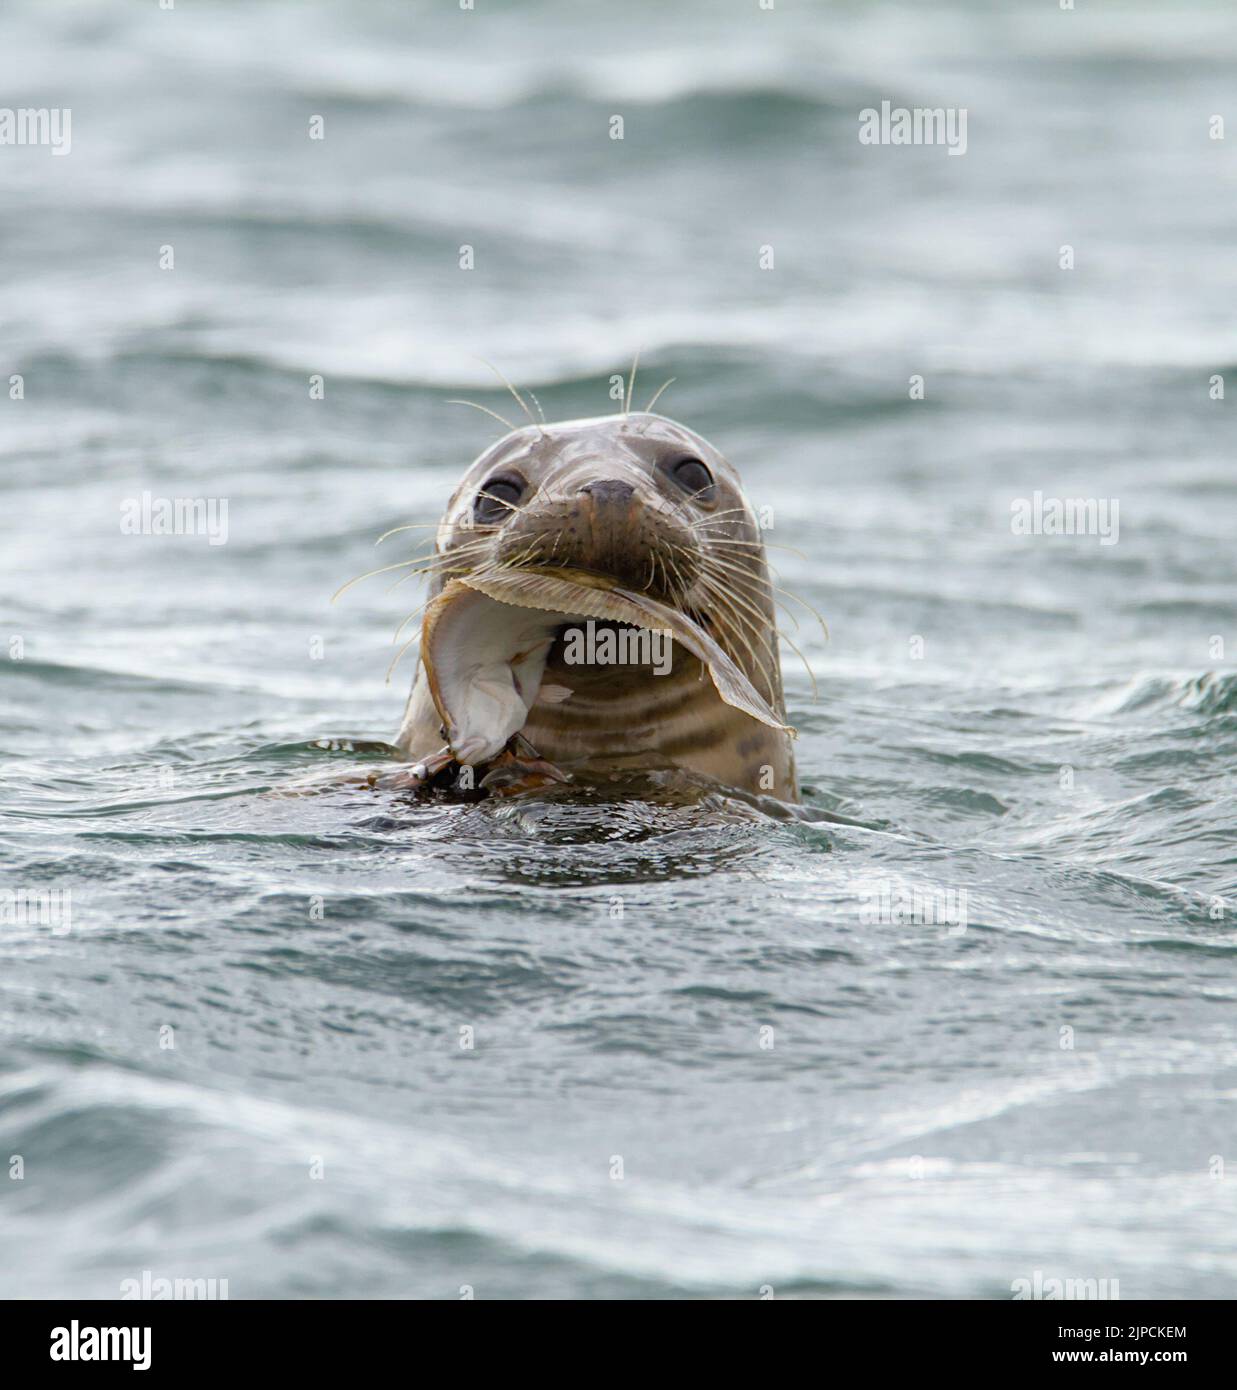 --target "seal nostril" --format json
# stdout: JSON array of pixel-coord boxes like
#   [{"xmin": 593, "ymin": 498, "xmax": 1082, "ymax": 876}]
[{"xmin": 580, "ymin": 479, "xmax": 636, "ymax": 506}]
